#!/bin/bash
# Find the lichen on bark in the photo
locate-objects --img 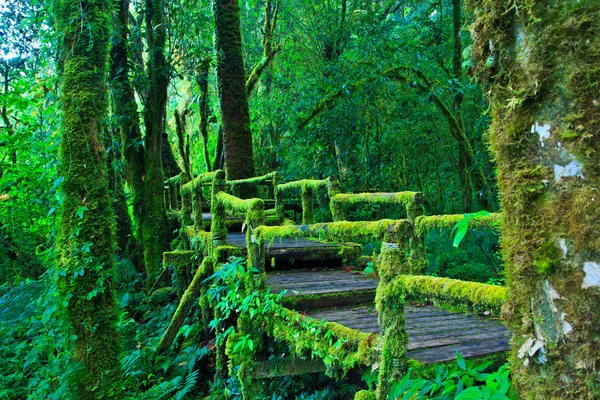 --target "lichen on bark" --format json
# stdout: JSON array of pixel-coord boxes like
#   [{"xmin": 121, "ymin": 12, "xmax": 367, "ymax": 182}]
[{"xmin": 466, "ymin": 0, "xmax": 600, "ymax": 397}]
